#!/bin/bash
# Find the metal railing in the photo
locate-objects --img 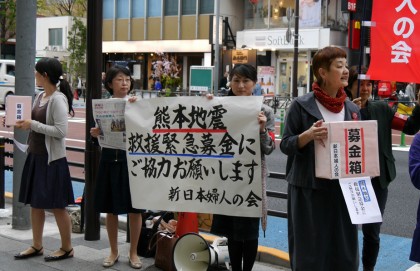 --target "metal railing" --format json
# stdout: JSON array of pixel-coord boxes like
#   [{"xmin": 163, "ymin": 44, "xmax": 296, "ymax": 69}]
[
  {"xmin": 133, "ymin": 89, "xmax": 228, "ymax": 98},
  {"xmin": 0, "ymin": 137, "xmax": 13, "ymax": 209},
  {"xmin": 267, "ymin": 172, "xmax": 288, "ymax": 218},
  {"xmin": 65, "ymin": 146, "xmax": 85, "ymax": 183},
  {"xmin": 0, "ymin": 137, "xmax": 85, "ymax": 208},
  {"xmin": 0, "ymin": 135, "xmax": 289, "ymax": 225}
]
